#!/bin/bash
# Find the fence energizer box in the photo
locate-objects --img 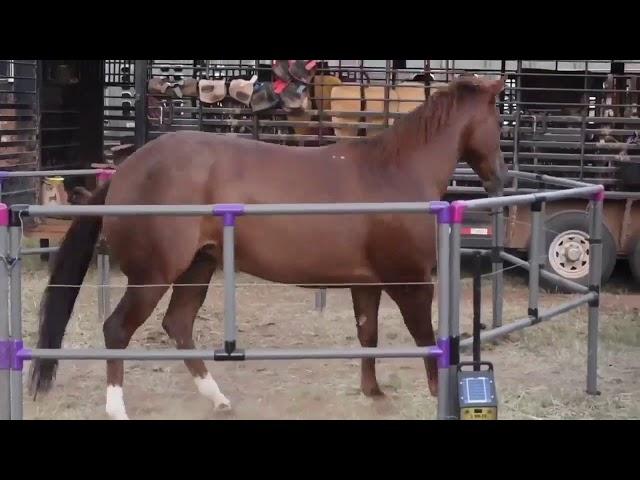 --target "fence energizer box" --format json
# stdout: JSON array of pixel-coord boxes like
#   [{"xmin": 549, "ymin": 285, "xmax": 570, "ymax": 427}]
[{"xmin": 457, "ymin": 362, "xmax": 498, "ymax": 420}]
